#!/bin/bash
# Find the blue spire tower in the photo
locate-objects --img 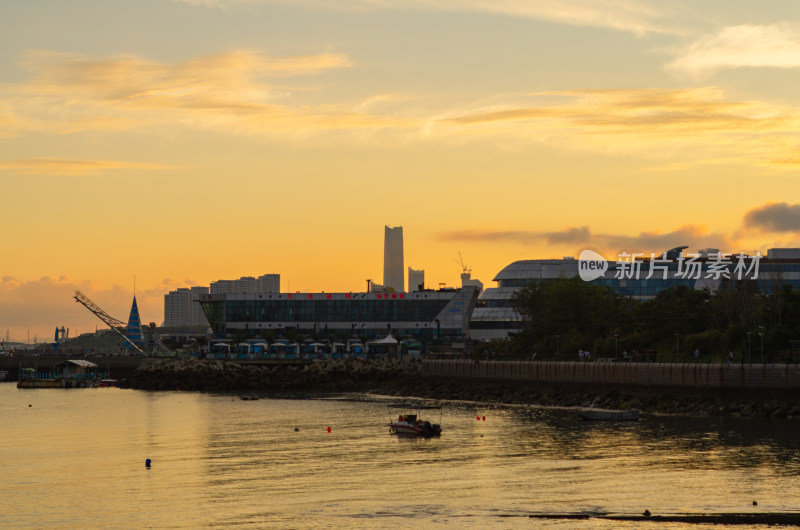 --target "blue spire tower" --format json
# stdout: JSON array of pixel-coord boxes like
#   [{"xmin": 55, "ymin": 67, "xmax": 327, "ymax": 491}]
[{"xmin": 126, "ymin": 296, "xmax": 146, "ymax": 351}]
